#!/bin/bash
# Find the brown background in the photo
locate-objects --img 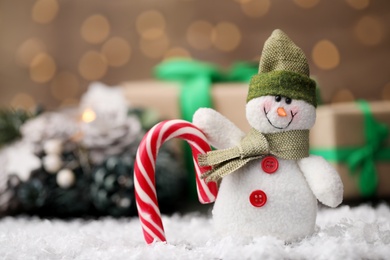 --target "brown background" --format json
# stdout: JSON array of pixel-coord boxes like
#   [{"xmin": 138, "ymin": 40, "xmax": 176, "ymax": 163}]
[{"xmin": 0, "ymin": 0, "xmax": 389, "ymax": 110}]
